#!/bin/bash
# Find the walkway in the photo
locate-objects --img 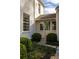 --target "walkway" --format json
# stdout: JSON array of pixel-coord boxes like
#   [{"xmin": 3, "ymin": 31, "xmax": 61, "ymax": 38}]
[
  {"xmin": 38, "ymin": 38, "xmax": 59, "ymax": 59},
  {"xmin": 38, "ymin": 38, "xmax": 57, "ymax": 48}
]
